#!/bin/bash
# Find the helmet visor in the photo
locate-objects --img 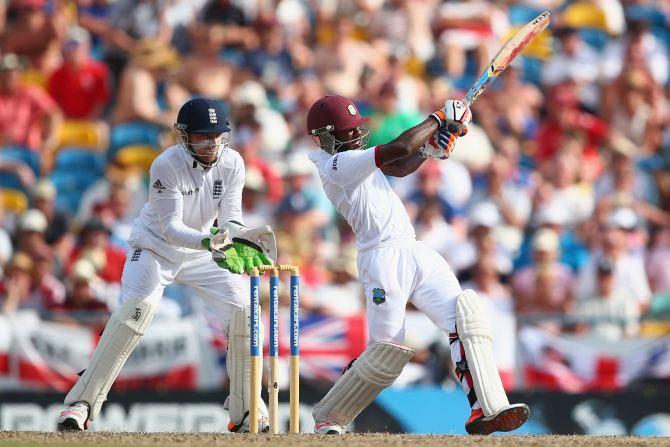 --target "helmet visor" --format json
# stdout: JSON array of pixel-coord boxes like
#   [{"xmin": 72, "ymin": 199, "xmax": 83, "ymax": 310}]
[
  {"xmin": 311, "ymin": 125, "xmax": 369, "ymax": 154},
  {"xmin": 175, "ymin": 125, "xmax": 231, "ymax": 167}
]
